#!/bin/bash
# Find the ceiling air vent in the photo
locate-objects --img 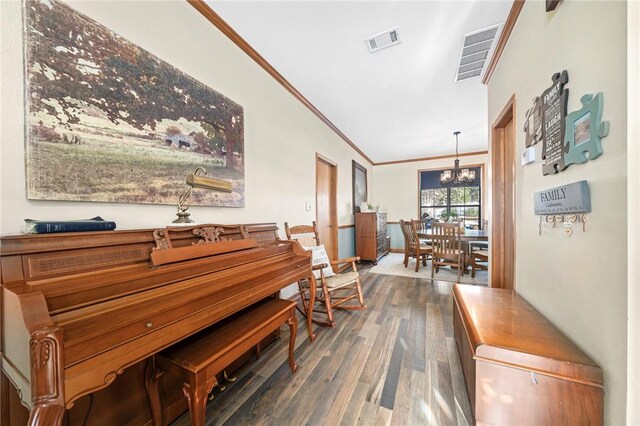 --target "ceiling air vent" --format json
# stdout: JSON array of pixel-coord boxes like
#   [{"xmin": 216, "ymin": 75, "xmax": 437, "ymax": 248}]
[
  {"xmin": 455, "ymin": 24, "xmax": 502, "ymax": 82},
  {"xmin": 365, "ymin": 27, "xmax": 400, "ymax": 53}
]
